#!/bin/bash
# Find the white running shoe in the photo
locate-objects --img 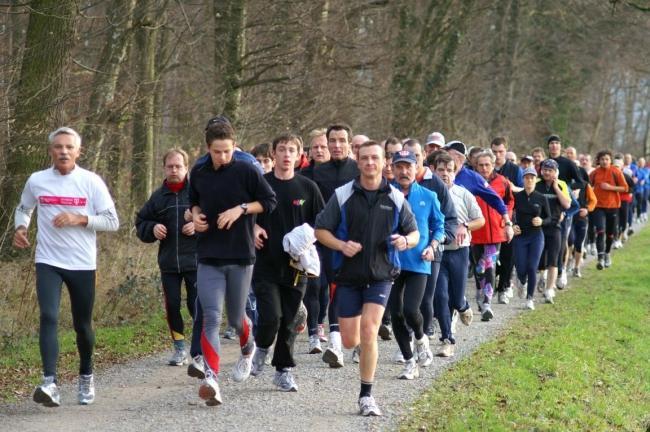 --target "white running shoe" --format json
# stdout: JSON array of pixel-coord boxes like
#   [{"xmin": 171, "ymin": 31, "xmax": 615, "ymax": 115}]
[
  {"xmin": 398, "ymin": 358, "xmax": 420, "ymax": 380},
  {"xmin": 504, "ymin": 286, "xmax": 514, "ymax": 299},
  {"xmin": 322, "ymin": 347, "xmax": 345, "ymax": 368},
  {"xmin": 436, "ymin": 339, "xmax": 455, "ymax": 357},
  {"xmin": 33, "ymin": 376, "xmax": 60, "ymax": 407},
  {"xmin": 544, "ymin": 288, "xmax": 555, "ymax": 304},
  {"xmin": 497, "ymin": 292, "xmax": 509, "ymax": 304},
  {"xmin": 516, "ymin": 278, "xmax": 527, "ymax": 299},
  {"xmin": 251, "ymin": 347, "xmax": 267, "ymax": 377},
  {"xmin": 78, "ymin": 374, "xmax": 95, "ymax": 405},
  {"xmin": 450, "ymin": 310, "xmax": 459, "ymax": 335},
  {"xmin": 187, "ymin": 355, "xmax": 206, "ymax": 379},
  {"xmin": 199, "ymin": 370, "xmax": 222, "ymax": 406},
  {"xmin": 481, "ymin": 303, "xmax": 494, "ymax": 322},
  {"xmin": 358, "ymin": 395, "xmax": 382, "ymax": 416},
  {"xmin": 604, "ymin": 253, "xmax": 612, "ymax": 268},
  {"xmin": 232, "ymin": 347, "xmax": 255, "ymax": 382},
  {"xmin": 459, "ymin": 307, "xmax": 473, "ymax": 326},
  {"xmin": 168, "ymin": 346, "xmax": 188, "ymax": 366},
  {"xmin": 557, "ymin": 272, "xmax": 567, "ymax": 290},
  {"xmin": 572, "ymin": 267, "xmax": 582, "ymax": 278},
  {"xmin": 352, "ymin": 345, "xmax": 361, "ymax": 364},
  {"xmin": 273, "ymin": 369, "xmax": 298, "ymax": 392},
  {"xmin": 308, "ymin": 335, "xmax": 323, "ymax": 354},
  {"xmin": 392, "ymin": 346, "xmax": 406, "ymax": 364},
  {"xmin": 525, "ymin": 299, "xmax": 535, "ymax": 310},
  {"xmin": 537, "ymin": 271, "xmax": 547, "ymax": 293},
  {"xmin": 414, "ymin": 336, "xmax": 433, "ymax": 367}
]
